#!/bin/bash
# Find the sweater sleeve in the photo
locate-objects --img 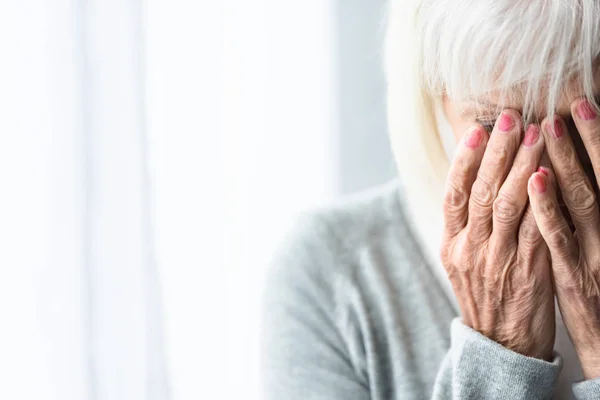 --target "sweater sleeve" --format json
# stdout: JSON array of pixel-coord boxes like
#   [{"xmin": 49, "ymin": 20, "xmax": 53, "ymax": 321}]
[
  {"xmin": 572, "ymin": 376, "xmax": 600, "ymax": 398},
  {"xmin": 260, "ymin": 214, "xmax": 370, "ymax": 400},
  {"xmin": 431, "ymin": 318, "xmax": 562, "ymax": 399}
]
